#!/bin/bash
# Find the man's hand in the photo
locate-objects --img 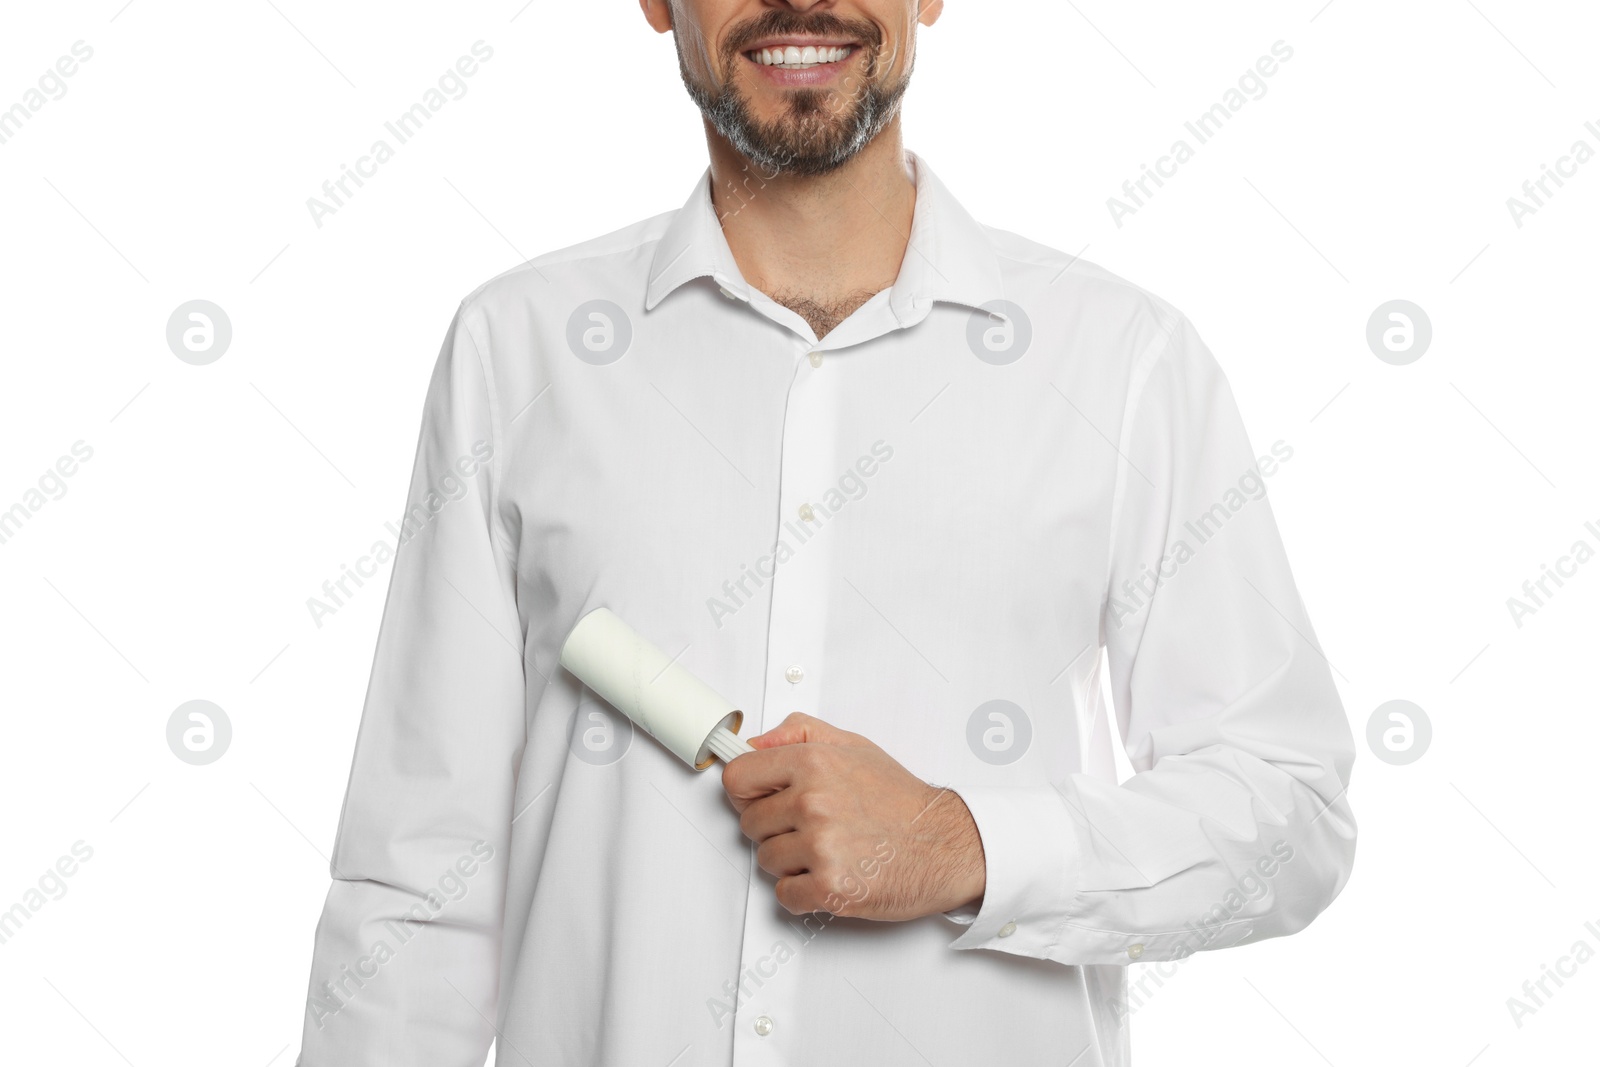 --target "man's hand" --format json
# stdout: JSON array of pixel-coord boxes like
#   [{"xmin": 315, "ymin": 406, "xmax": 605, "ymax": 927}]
[{"xmin": 721, "ymin": 712, "xmax": 986, "ymax": 920}]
